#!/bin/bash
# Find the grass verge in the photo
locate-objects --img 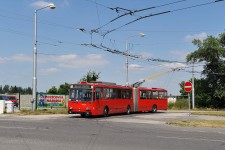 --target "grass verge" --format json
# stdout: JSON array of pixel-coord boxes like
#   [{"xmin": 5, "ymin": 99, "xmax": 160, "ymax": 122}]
[
  {"xmin": 15, "ymin": 108, "xmax": 68, "ymax": 115},
  {"xmin": 167, "ymin": 120, "xmax": 225, "ymax": 128},
  {"xmin": 191, "ymin": 111, "xmax": 225, "ymax": 117}
]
